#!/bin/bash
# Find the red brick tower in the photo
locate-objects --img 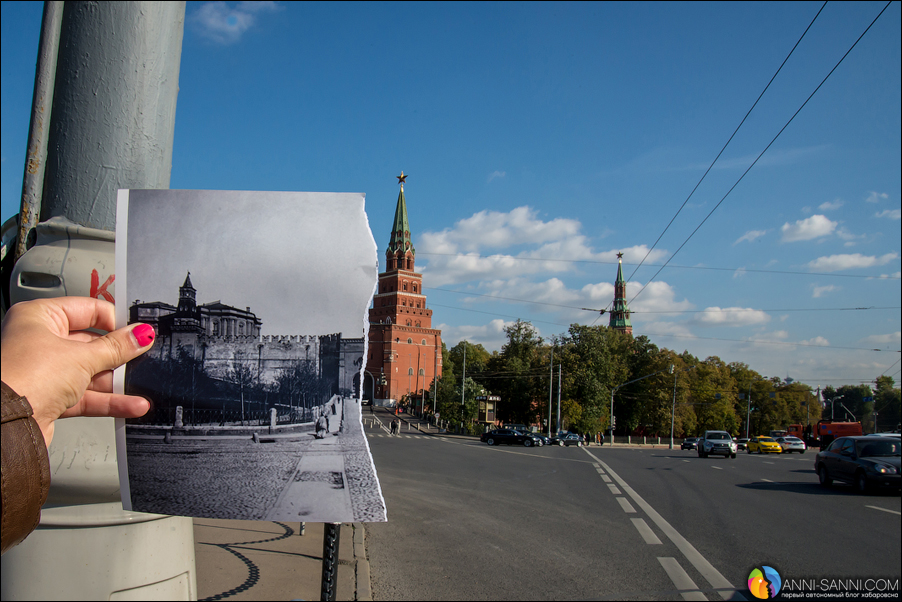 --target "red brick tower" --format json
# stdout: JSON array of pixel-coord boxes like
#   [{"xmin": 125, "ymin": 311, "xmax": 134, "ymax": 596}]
[{"xmin": 366, "ymin": 173, "xmax": 443, "ymax": 407}]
